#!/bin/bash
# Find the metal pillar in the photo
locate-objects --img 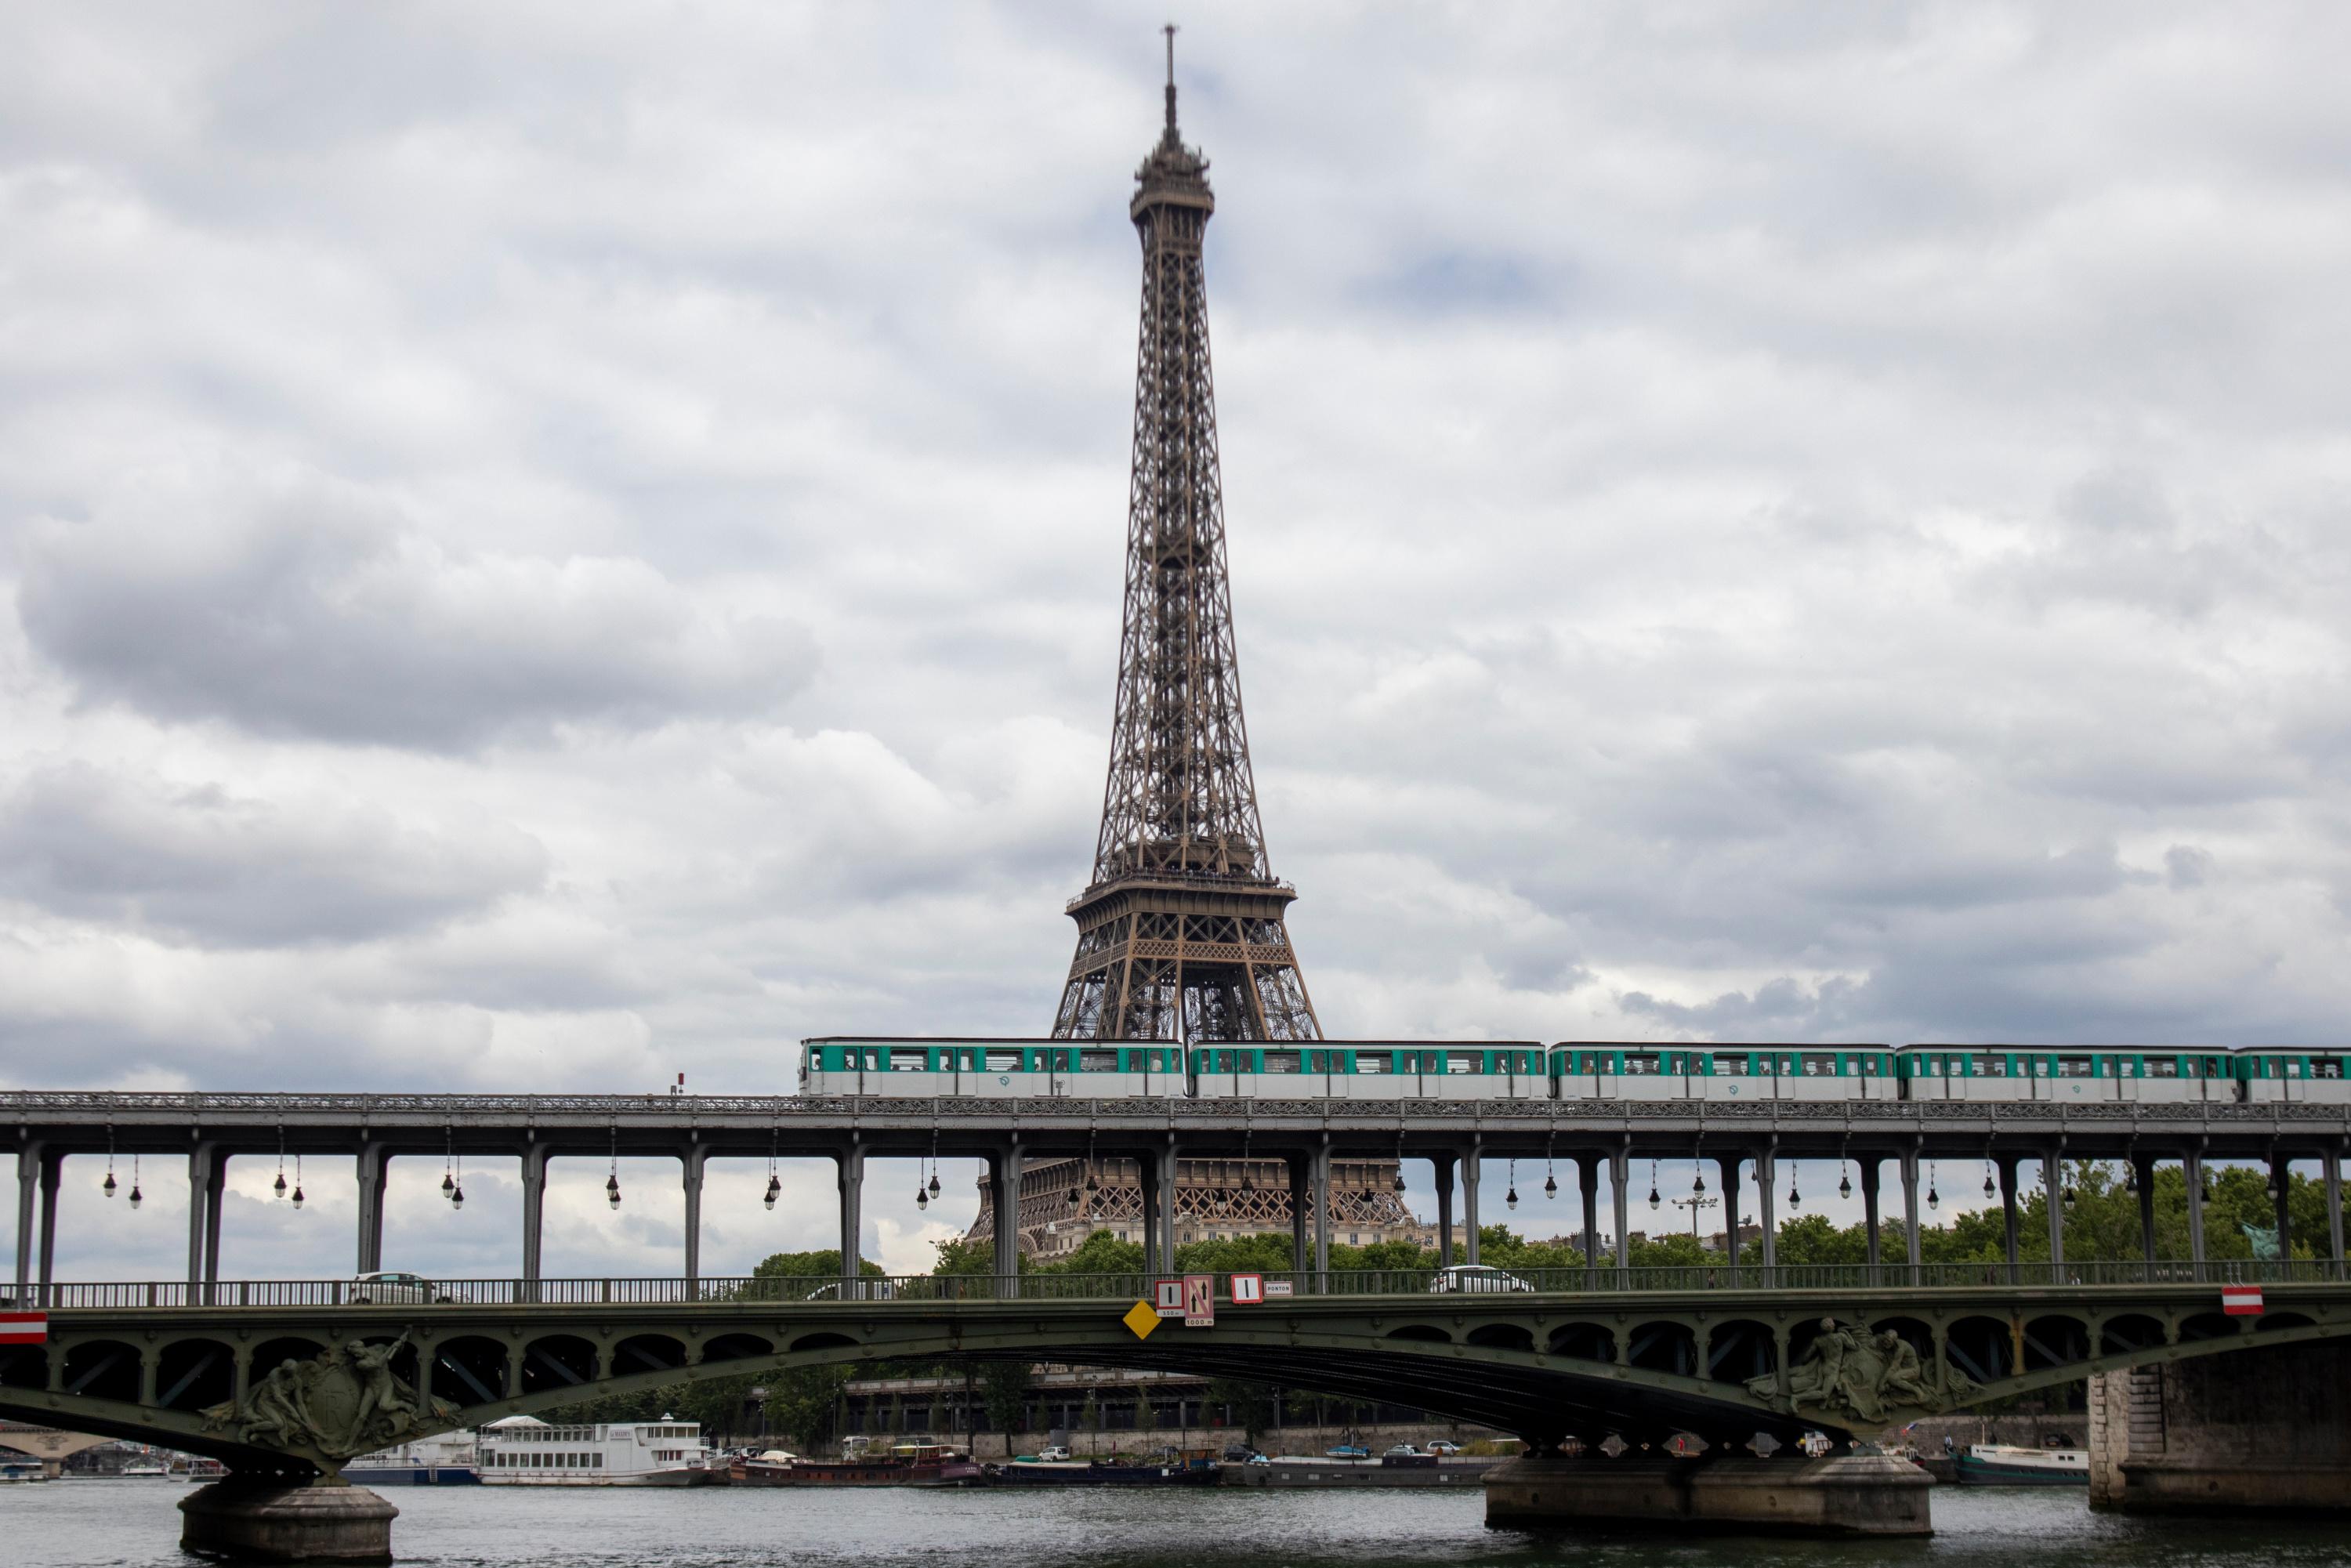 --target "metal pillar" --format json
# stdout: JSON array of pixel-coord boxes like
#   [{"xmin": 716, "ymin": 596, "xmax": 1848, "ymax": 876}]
[
  {"xmin": 1862, "ymin": 1157, "xmax": 1882, "ymax": 1281},
  {"xmin": 1900, "ymin": 1146, "xmax": 1922, "ymax": 1278},
  {"xmin": 2046, "ymin": 1146, "xmax": 2067, "ymax": 1276},
  {"xmin": 356, "ymin": 1143, "xmax": 388, "ymax": 1275},
  {"xmin": 12, "ymin": 1141, "xmax": 40, "ymax": 1297},
  {"xmin": 202, "ymin": 1147, "xmax": 226, "ymax": 1296},
  {"xmin": 2325, "ymin": 1145, "xmax": 2345, "ymax": 1282},
  {"xmin": 839, "ymin": 1143, "xmax": 866, "ymax": 1289},
  {"xmin": 1157, "ymin": 1143, "xmax": 1179, "ymax": 1276},
  {"xmin": 1717, "ymin": 1155, "xmax": 1741, "ymax": 1285},
  {"xmin": 2135, "ymin": 1154, "xmax": 2158, "ymax": 1278},
  {"xmin": 1431, "ymin": 1154, "xmax": 1454, "ymax": 1266},
  {"xmin": 187, "ymin": 1142, "xmax": 219, "ymax": 1298},
  {"xmin": 35, "ymin": 1150, "xmax": 61, "ymax": 1301},
  {"xmin": 1310, "ymin": 1141, "xmax": 1332, "ymax": 1291},
  {"xmin": 1998, "ymin": 1157, "xmax": 2020, "ymax": 1280},
  {"xmin": 1757, "ymin": 1147, "xmax": 1777, "ymax": 1278},
  {"xmin": 1288, "ymin": 1154, "xmax": 1310, "ymax": 1274},
  {"xmin": 1142, "ymin": 1153, "xmax": 1161, "ymax": 1273},
  {"xmin": 1579, "ymin": 1157, "xmax": 1600, "ymax": 1285},
  {"xmin": 2184, "ymin": 1147, "xmax": 2208, "ymax": 1269},
  {"xmin": 519, "ymin": 1143, "xmax": 546, "ymax": 1296},
  {"xmin": 2272, "ymin": 1153, "xmax": 2293, "ymax": 1262},
  {"xmin": 1460, "ymin": 1148, "xmax": 1481, "ymax": 1266},
  {"xmin": 1609, "ymin": 1143, "xmax": 1630, "ymax": 1281},
  {"xmin": 682, "ymin": 1143, "xmax": 708, "ymax": 1295}
]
